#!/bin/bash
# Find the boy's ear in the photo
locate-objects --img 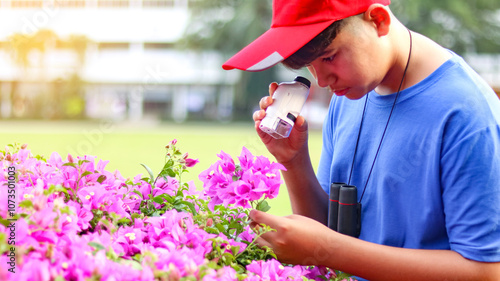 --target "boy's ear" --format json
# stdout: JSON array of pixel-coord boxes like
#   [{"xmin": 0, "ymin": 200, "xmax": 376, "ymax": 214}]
[{"xmin": 364, "ymin": 4, "xmax": 391, "ymax": 37}]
